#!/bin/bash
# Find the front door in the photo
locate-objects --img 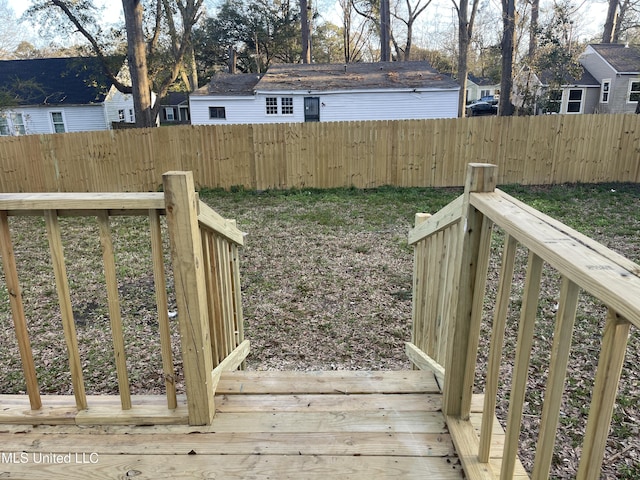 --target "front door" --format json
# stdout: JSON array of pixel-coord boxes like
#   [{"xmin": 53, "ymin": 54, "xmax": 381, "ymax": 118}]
[{"xmin": 304, "ymin": 97, "xmax": 320, "ymax": 122}]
